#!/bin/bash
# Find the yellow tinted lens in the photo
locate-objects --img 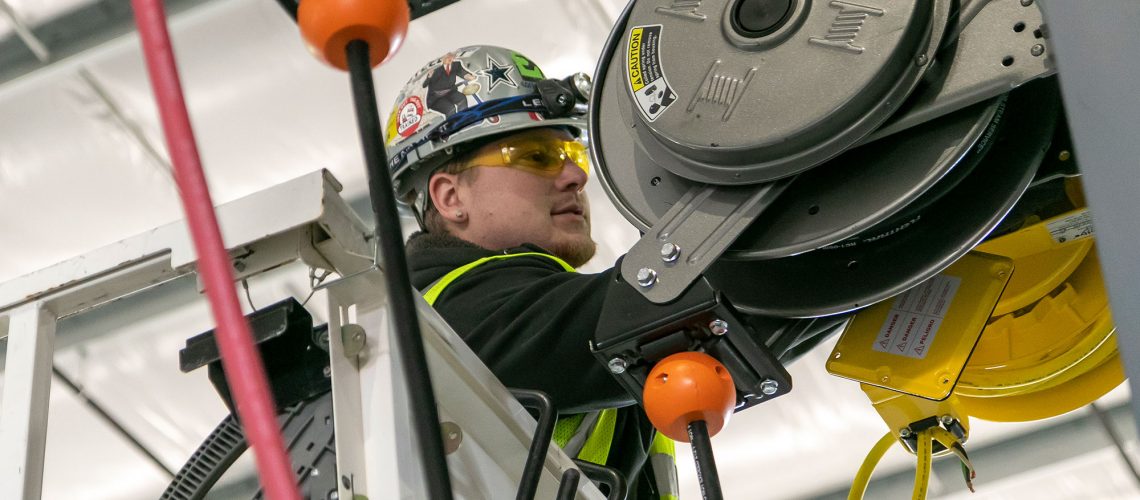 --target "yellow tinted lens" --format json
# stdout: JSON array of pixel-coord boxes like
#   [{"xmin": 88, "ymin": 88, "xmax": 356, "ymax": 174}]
[
  {"xmin": 502, "ymin": 142, "xmax": 563, "ymax": 173},
  {"xmin": 563, "ymin": 141, "xmax": 590, "ymax": 175},
  {"xmin": 481, "ymin": 138, "xmax": 591, "ymax": 177}
]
